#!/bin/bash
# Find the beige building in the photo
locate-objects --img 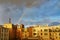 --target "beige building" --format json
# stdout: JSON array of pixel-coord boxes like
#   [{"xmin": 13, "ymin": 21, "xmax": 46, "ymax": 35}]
[
  {"xmin": 32, "ymin": 25, "xmax": 40, "ymax": 37},
  {"xmin": 39, "ymin": 25, "xmax": 49, "ymax": 40},
  {"xmin": 32, "ymin": 25, "xmax": 60, "ymax": 40},
  {"xmin": 0, "ymin": 25, "xmax": 9, "ymax": 40},
  {"xmin": 49, "ymin": 26, "xmax": 60, "ymax": 40},
  {"xmin": 23, "ymin": 28, "xmax": 29, "ymax": 38},
  {"xmin": 1, "ymin": 23, "xmax": 60, "ymax": 40}
]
